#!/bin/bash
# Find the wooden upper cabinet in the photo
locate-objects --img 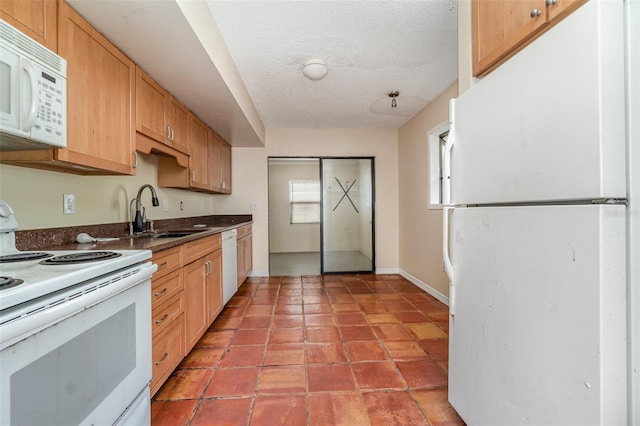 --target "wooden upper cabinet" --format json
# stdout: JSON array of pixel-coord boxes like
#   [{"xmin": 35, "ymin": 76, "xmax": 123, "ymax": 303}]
[
  {"xmin": 472, "ymin": 0, "xmax": 546, "ymax": 76},
  {"xmin": 136, "ymin": 67, "xmax": 167, "ymax": 143},
  {"xmin": 0, "ymin": 0, "xmax": 57, "ymax": 51},
  {"xmin": 167, "ymin": 96, "xmax": 190, "ymax": 155},
  {"xmin": 220, "ymin": 141, "xmax": 231, "ymax": 194},
  {"xmin": 56, "ymin": 1, "xmax": 135, "ymax": 174},
  {"xmin": 2, "ymin": 0, "xmax": 135, "ymax": 174},
  {"xmin": 188, "ymin": 114, "xmax": 209, "ymax": 190},
  {"xmin": 208, "ymin": 130, "xmax": 223, "ymax": 192},
  {"xmin": 472, "ymin": 0, "xmax": 586, "ymax": 76},
  {"xmin": 135, "ymin": 67, "xmax": 190, "ymax": 155},
  {"xmin": 208, "ymin": 131, "xmax": 232, "ymax": 194}
]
